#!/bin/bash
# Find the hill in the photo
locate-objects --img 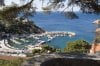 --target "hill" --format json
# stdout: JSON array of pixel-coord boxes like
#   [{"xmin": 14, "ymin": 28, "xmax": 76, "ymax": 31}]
[{"xmin": 0, "ymin": 0, "xmax": 45, "ymax": 36}]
